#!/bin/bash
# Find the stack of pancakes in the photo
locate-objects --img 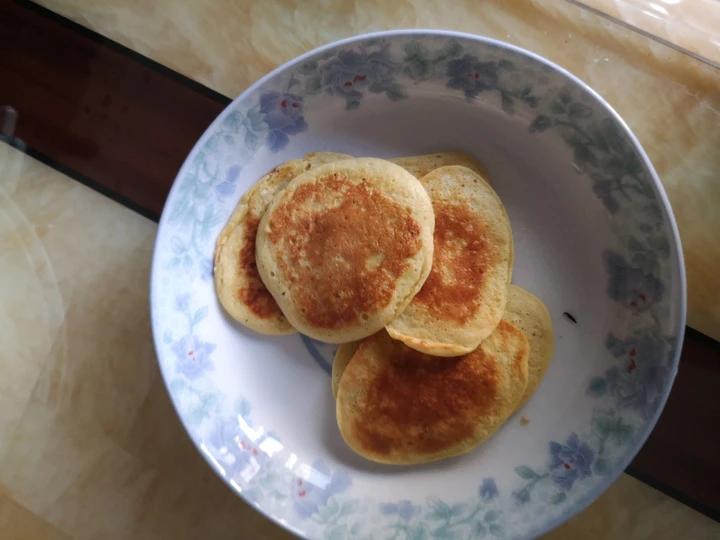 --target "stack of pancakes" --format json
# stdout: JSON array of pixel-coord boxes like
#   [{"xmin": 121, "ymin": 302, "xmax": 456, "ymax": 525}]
[{"xmin": 214, "ymin": 152, "xmax": 554, "ymax": 465}]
